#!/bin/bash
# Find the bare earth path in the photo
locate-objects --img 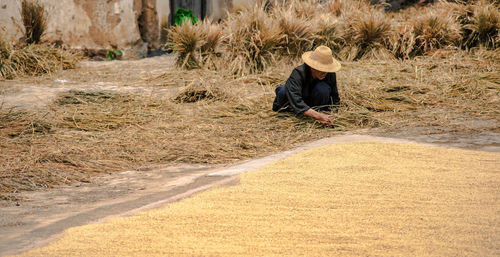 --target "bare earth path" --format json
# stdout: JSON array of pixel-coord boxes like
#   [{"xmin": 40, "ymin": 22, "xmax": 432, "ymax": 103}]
[
  {"xmin": 0, "ymin": 55, "xmax": 177, "ymax": 109},
  {"xmin": 0, "ymin": 56, "xmax": 499, "ymax": 256}
]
